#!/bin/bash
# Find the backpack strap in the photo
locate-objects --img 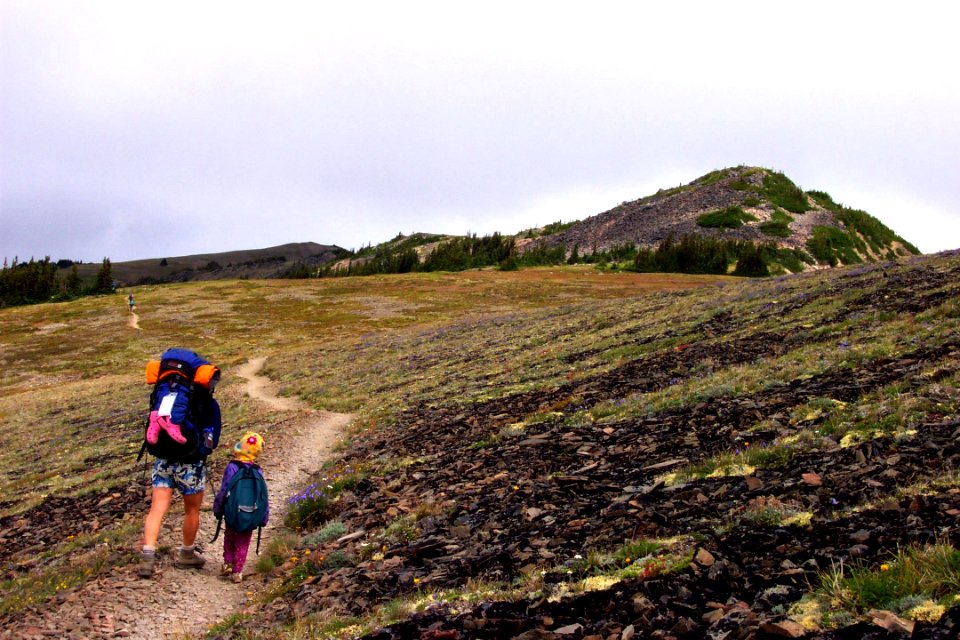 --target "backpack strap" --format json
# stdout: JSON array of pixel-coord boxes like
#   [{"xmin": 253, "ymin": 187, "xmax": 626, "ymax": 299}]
[{"xmin": 210, "ymin": 515, "xmax": 223, "ymax": 544}]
